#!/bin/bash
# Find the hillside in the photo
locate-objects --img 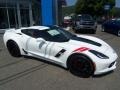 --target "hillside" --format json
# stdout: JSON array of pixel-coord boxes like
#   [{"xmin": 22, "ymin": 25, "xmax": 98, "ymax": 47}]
[{"xmin": 62, "ymin": 6, "xmax": 75, "ymax": 16}]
